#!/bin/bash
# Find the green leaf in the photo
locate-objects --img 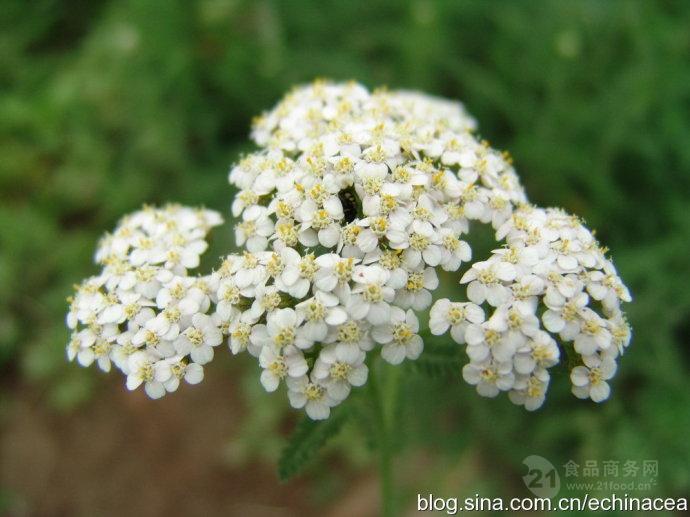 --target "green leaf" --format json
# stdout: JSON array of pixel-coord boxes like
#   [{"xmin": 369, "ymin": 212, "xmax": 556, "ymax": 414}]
[
  {"xmin": 278, "ymin": 407, "xmax": 349, "ymax": 481},
  {"xmin": 408, "ymin": 340, "xmax": 461, "ymax": 378}
]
